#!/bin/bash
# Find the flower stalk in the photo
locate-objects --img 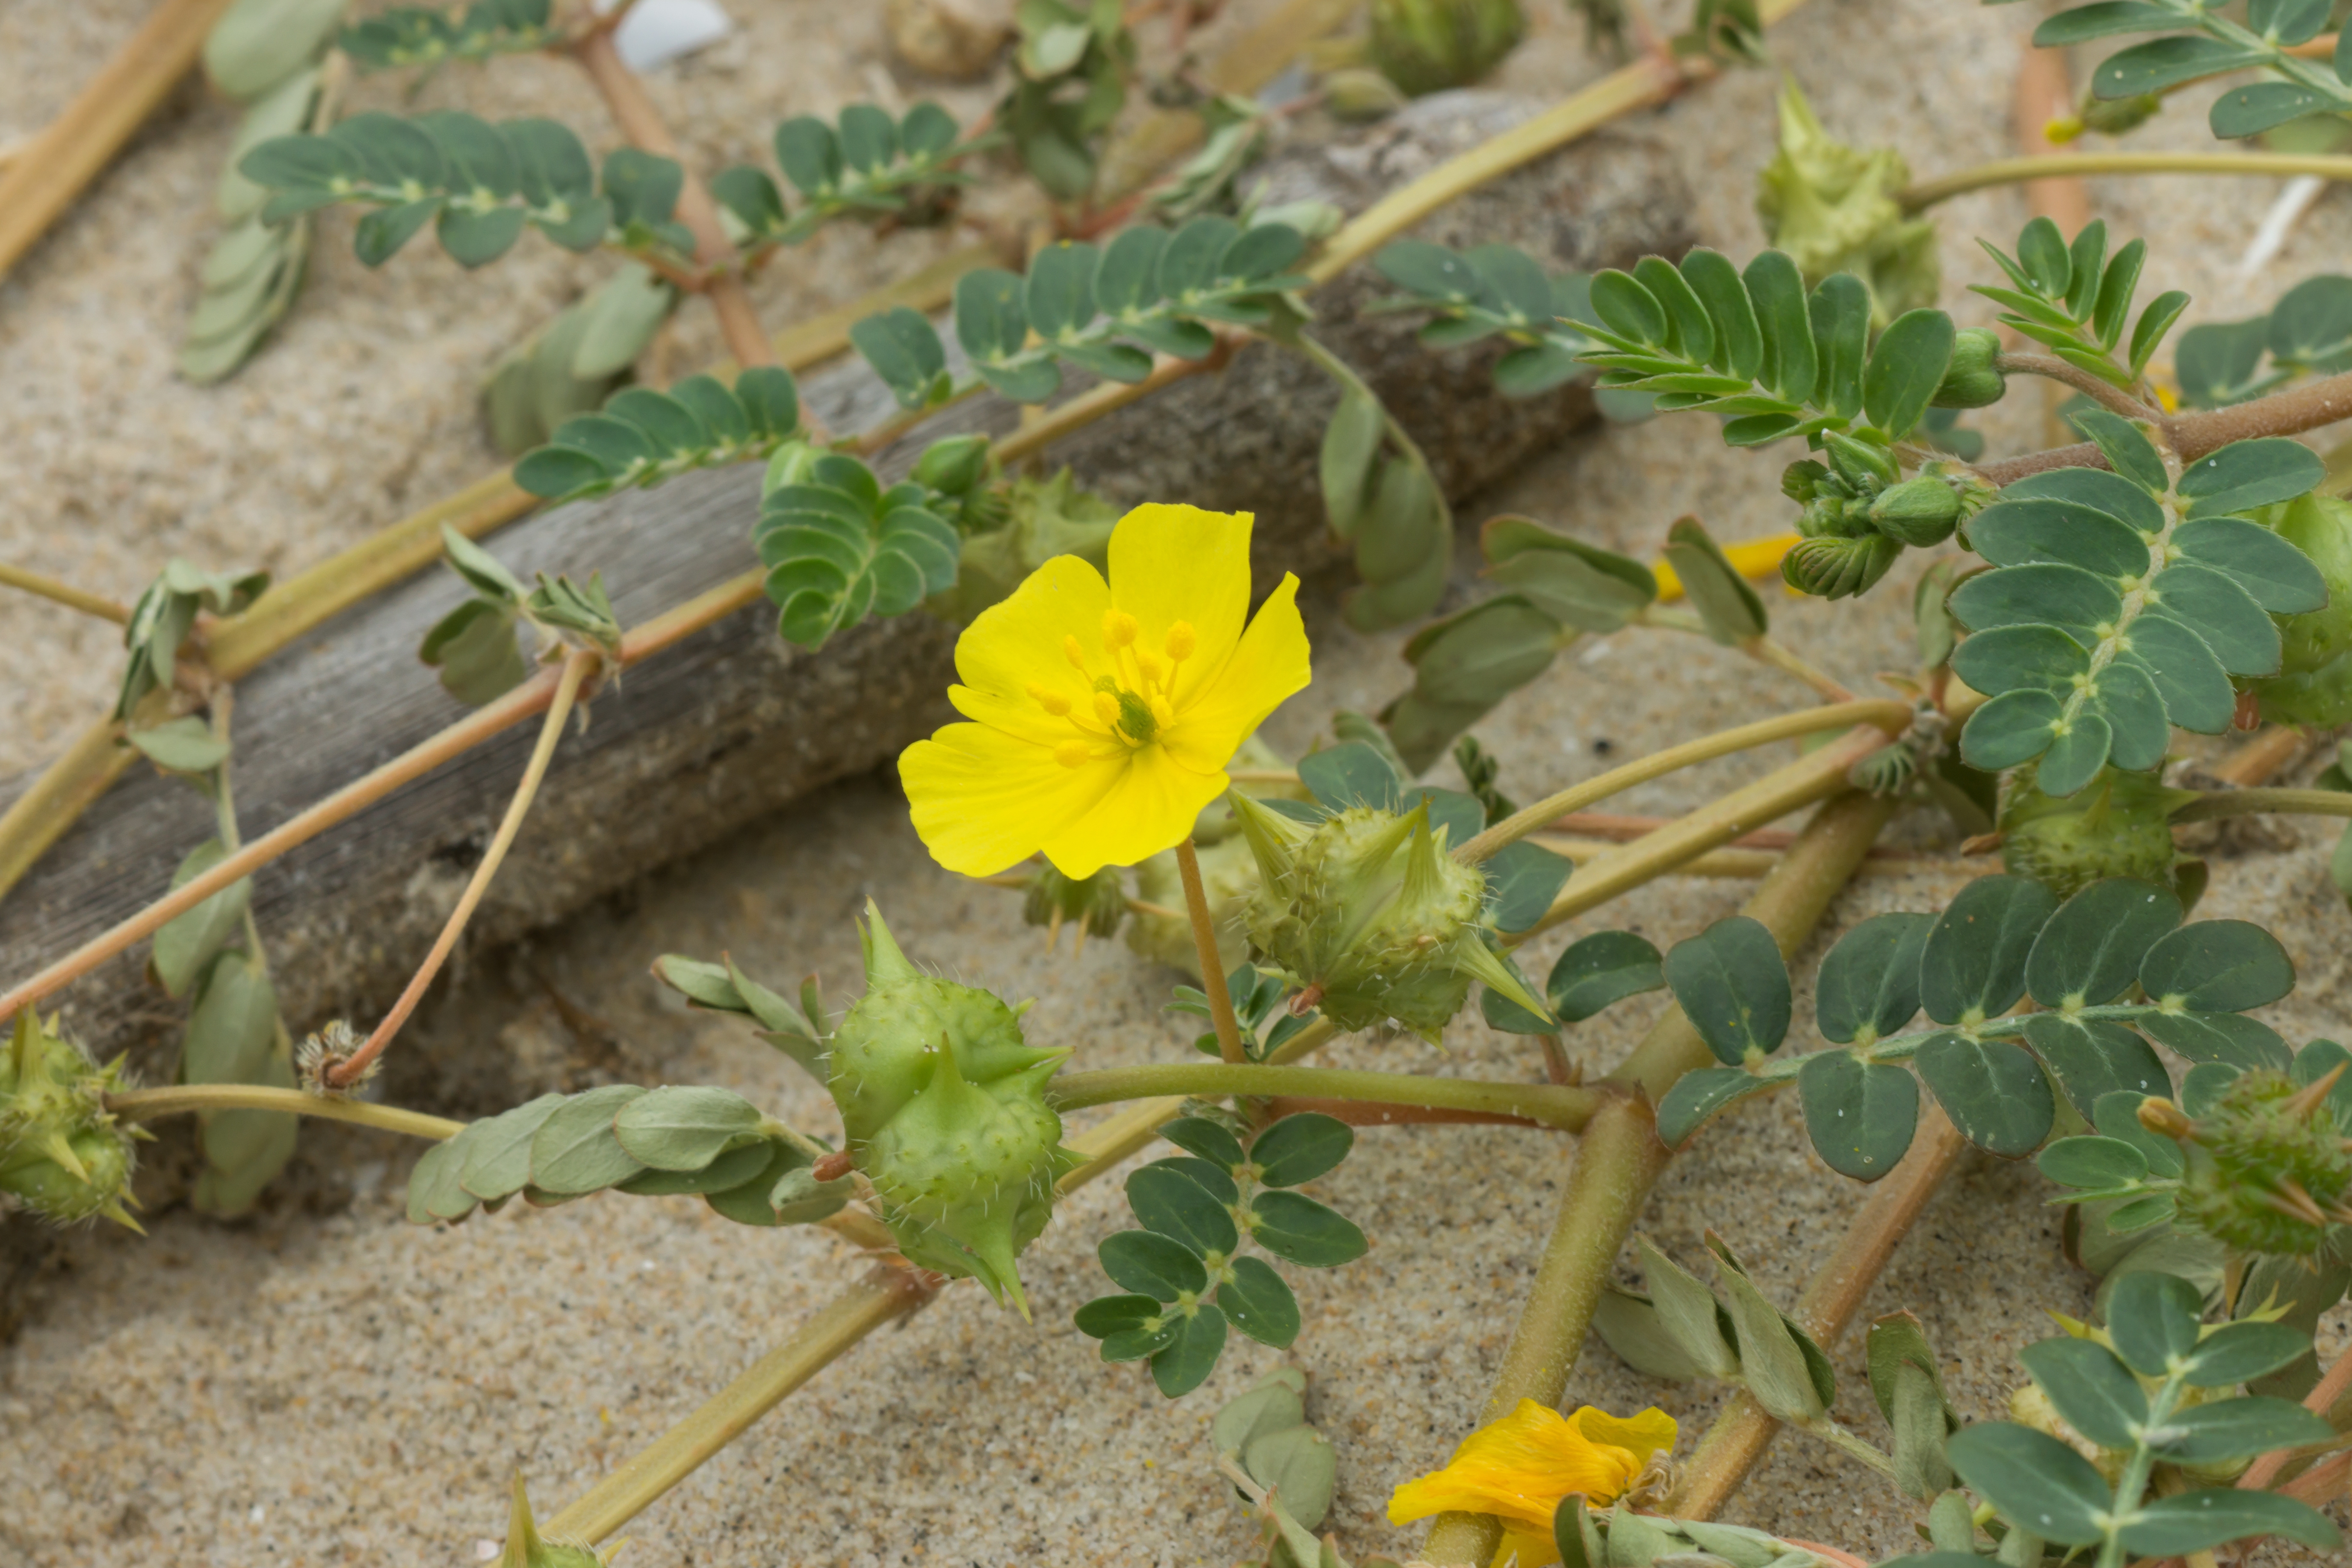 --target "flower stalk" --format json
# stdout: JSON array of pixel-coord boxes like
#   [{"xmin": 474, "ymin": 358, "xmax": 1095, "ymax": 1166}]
[
  {"xmin": 0, "ymin": 563, "xmax": 130, "ymax": 623},
  {"xmin": 1174, "ymin": 837, "xmax": 1248, "ymax": 1062}
]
